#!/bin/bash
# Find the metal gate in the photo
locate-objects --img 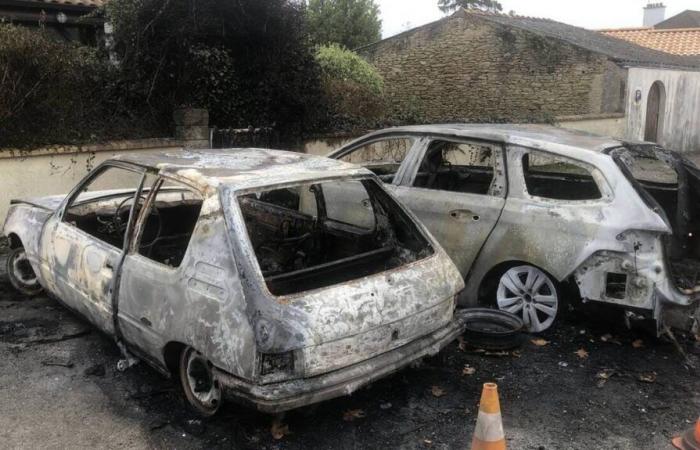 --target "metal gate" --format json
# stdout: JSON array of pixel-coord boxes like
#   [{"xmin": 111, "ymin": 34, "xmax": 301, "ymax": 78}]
[{"xmin": 209, "ymin": 126, "xmax": 278, "ymax": 149}]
